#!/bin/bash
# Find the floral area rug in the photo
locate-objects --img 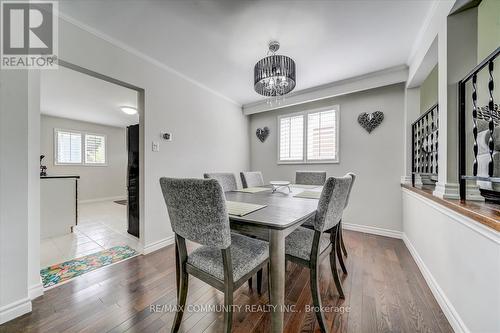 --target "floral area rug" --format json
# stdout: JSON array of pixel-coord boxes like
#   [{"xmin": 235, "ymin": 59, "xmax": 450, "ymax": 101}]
[{"xmin": 40, "ymin": 245, "xmax": 139, "ymax": 288}]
